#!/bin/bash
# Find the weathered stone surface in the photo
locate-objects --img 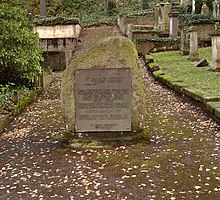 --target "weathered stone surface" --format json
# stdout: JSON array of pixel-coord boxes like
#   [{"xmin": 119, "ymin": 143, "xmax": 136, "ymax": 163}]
[
  {"xmin": 61, "ymin": 36, "xmax": 146, "ymax": 133},
  {"xmin": 194, "ymin": 59, "xmax": 209, "ymax": 67},
  {"xmin": 34, "ymin": 24, "xmax": 81, "ymax": 39},
  {"xmin": 206, "ymin": 102, "xmax": 220, "ymax": 114}
]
